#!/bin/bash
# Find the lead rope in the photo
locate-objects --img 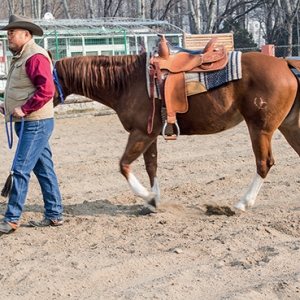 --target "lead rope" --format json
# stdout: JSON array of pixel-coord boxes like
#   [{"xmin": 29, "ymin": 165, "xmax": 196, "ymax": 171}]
[
  {"xmin": 1, "ymin": 115, "xmax": 25, "ymax": 197},
  {"xmin": 5, "ymin": 114, "xmax": 13, "ymax": 149}
]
